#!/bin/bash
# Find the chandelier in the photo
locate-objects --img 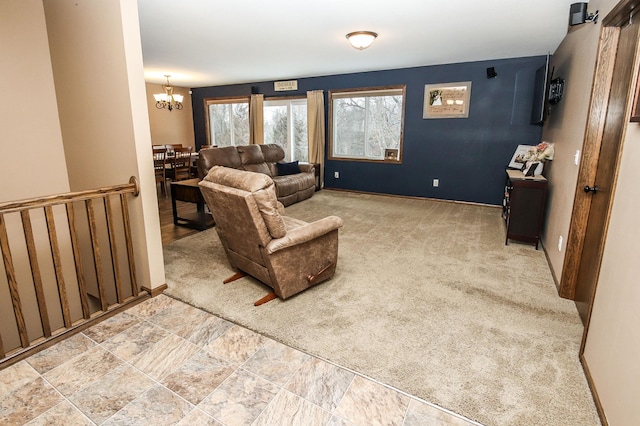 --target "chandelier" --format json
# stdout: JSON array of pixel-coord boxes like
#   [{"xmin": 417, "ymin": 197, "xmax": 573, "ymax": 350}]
[
  {"xmin": 154, "ymin": 75, "xmax": 184, "ymax": 111},
  {"xmin": 346, "ymin": 31, "xmax": 378, "ymax": 50}
]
